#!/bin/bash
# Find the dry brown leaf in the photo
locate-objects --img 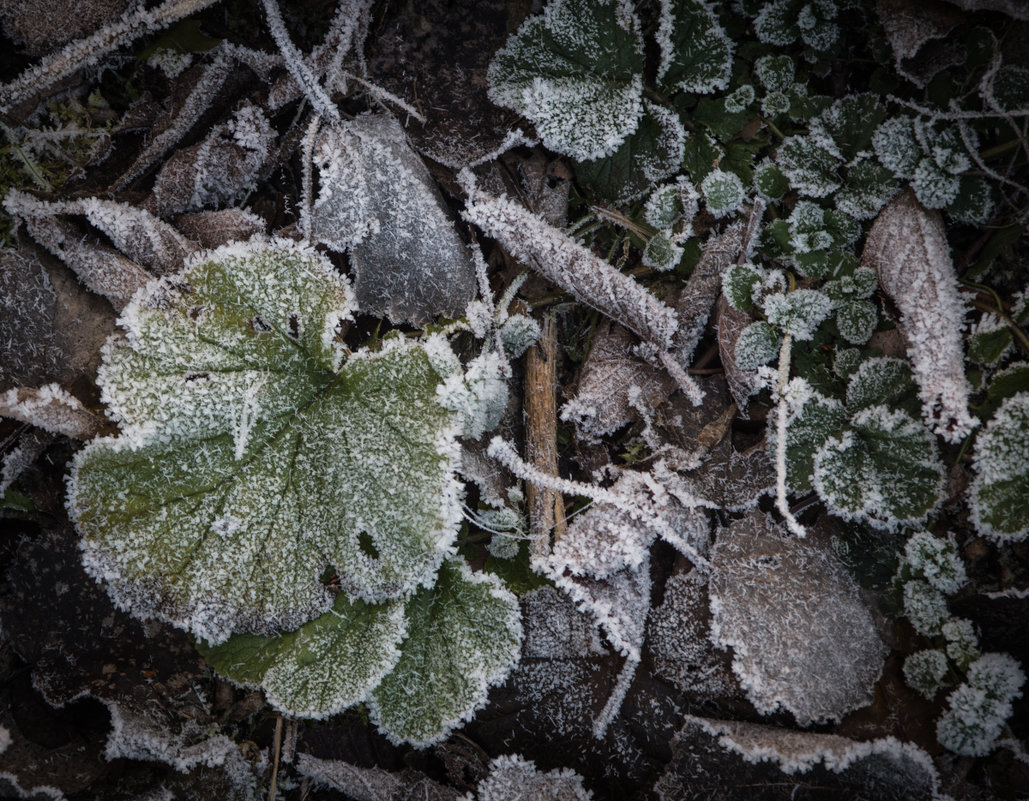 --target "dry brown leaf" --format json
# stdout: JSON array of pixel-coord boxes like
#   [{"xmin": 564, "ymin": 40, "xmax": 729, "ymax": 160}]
[
  {"xmin": 0, "ymin": 384, "xmax": 104, "ymax": 440},
  {"xmin": 0, "ymin": 0, "xmax": 131, "ymax": 56},
  {"xmin": 175, "ymin": 208, "xmax": 267, "ymax": 249},
  {"xmin": 861, "ymin": 189, "xmax": 975, "ymax": 442},
  {"xmin": 715, "ymin": 294, "xmax": 760, "ymax": 416},
  {"xmin": 875, "ymin": 0, "xmax": 965, "ymax": 87},
  {"xmin": 296, "ymin": 753, "xmax": 460, "ymax": 801}
]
